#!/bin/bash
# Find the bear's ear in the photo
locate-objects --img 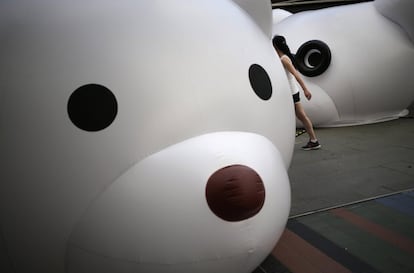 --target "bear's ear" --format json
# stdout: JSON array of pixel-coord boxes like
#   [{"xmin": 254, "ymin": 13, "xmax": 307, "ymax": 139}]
[
  {"xmin": 374, "ymin": 0, "xmax": 414, "ymax": 43},
  {"xmin": 232, "ymin": 0, "xmax": 272, "ymax": 38}
]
